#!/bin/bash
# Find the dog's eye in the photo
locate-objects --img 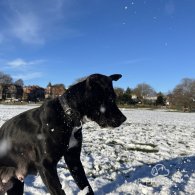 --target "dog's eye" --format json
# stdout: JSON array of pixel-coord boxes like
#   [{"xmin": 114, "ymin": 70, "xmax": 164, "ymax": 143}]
[{"xmin": 108, "ymin": 97, "xmax": 115, "ymax": 103}]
